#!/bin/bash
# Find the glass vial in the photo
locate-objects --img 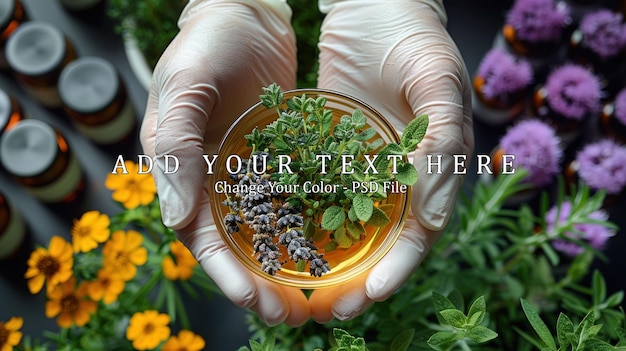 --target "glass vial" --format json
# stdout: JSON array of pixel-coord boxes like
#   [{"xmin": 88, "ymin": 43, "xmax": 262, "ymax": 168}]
[
  {"xmin": 0, "ymin": 192, "xmax": 26, "ymax": 261},
  {"xmin": 5, "ymin": 21, "xmax": 77, "ymax": 108},
  {"xmin": 0, "ymin": 88, "xmax": 25, "ymax": 136},
  {"xmin": 0, "ymin": 0, "xmax": 28, "ymax": 69},
  {"xmin": 59, "ymin": 57, "xmax": 136, "ymax": 145},
  {"xmin": 0, "ymin": 119, "xmax": 84, "ymax": 203}
]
